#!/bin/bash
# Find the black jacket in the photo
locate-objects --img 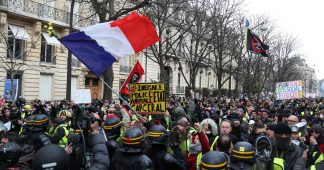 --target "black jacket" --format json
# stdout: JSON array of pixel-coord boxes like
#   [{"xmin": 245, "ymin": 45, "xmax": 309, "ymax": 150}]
[
  {"xmin": 275, "ymin": 143, "xmax": 303, "ymax": 170},
  {"xmin": 107, "ymin": 139, "xmax": 119, "ymax": 161},
  {"xmin": 89, "ymin": 133, "xmax": 110, "ymax": 170},
  {"xmin": 110, "ymin": 150, "xmax": 153, "ymax": 170},
  {"xmin": 146, "ymin": 144, "xmax": 185, "ymax": 170}
]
